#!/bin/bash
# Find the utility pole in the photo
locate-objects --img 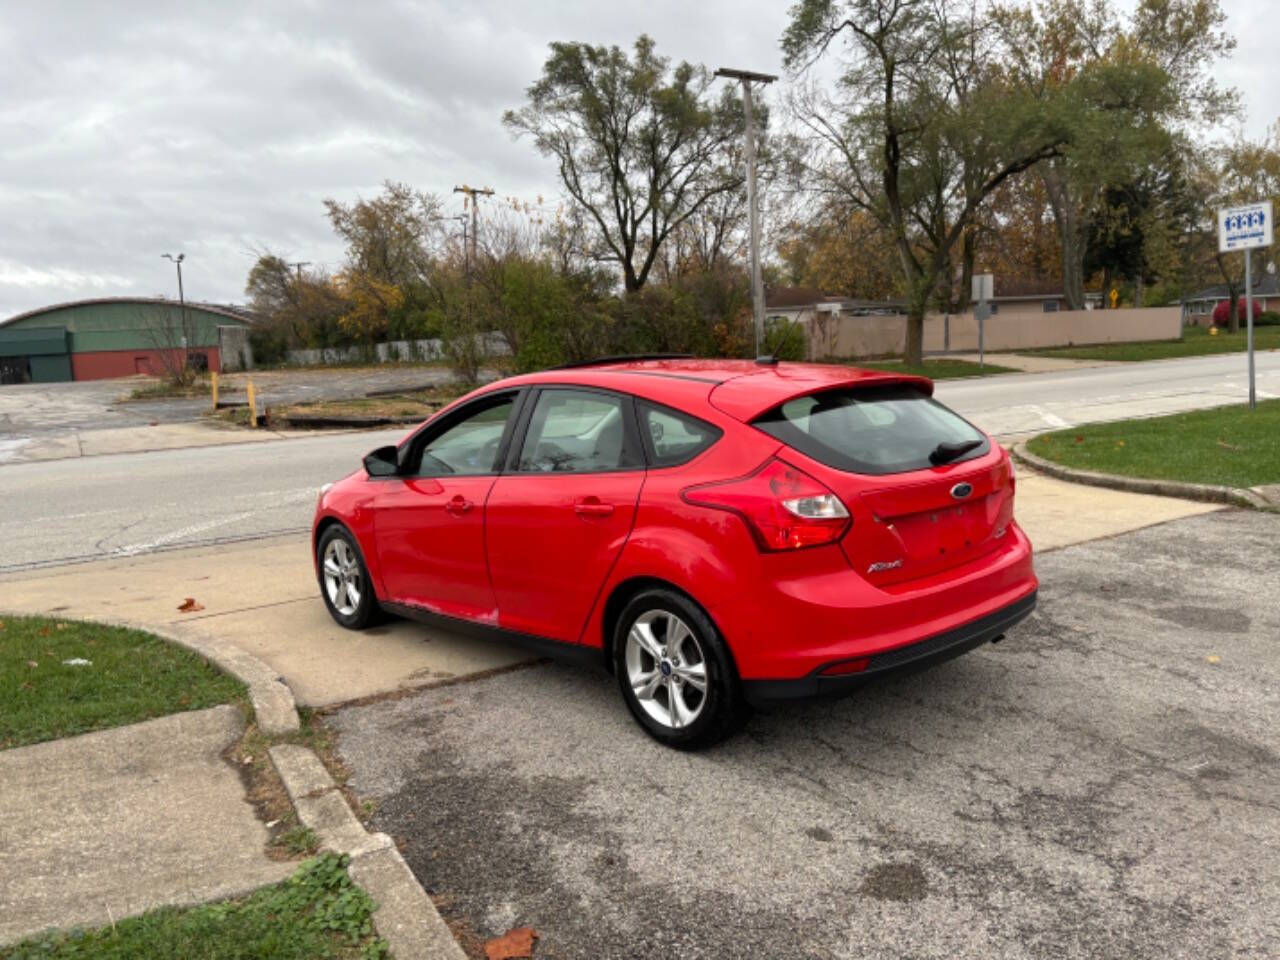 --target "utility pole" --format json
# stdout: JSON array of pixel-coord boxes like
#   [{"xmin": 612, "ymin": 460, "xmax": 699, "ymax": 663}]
[
  {"xmin": 161, "ymin": 252, "xmax": 189, "ymax": 364},
  {"xmin": 288, "ymin": 261, "xmax": 310, "ymax": 284},
  {"xmin": 453, "ymin": 185, "xmax": 495, "ymax": 270},
  {"xmin": 715, "ymin": 68, "xmax": 776, "ymax": 357}
]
